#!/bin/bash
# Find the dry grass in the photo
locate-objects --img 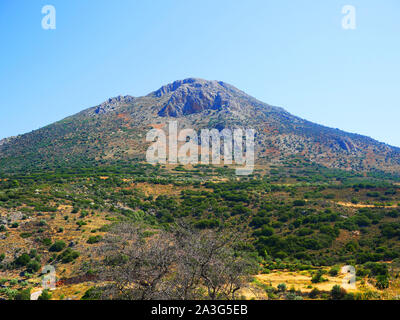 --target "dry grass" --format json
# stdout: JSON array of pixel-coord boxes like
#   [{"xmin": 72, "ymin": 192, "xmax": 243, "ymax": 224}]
[
  {"xmin": 50, "ymin": 281, "xmax": 94, "ymax": 300},
  {"xmin": 256, "ymin": 271, "xmax": 346, "ymax": 292},
  {"xmin": 336, "ymin": 201, "xmax": 398, "ymax": 208}
]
